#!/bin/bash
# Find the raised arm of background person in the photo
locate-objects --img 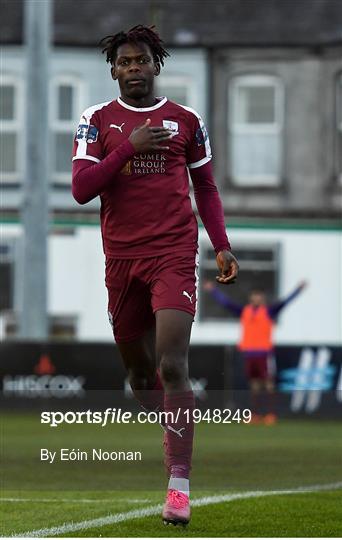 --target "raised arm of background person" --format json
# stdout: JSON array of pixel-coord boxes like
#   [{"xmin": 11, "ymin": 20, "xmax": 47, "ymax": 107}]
[
  {"xmin": 210, "ymin": 287, "xmax": 243, "ymax": 317},
  {"xmin": 190, "ymin": 161, "xmax": 231, "ymax": 254},
  {"xmin": 268, "ymin": 281, "xmax": 307, "ymax": 319}
]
